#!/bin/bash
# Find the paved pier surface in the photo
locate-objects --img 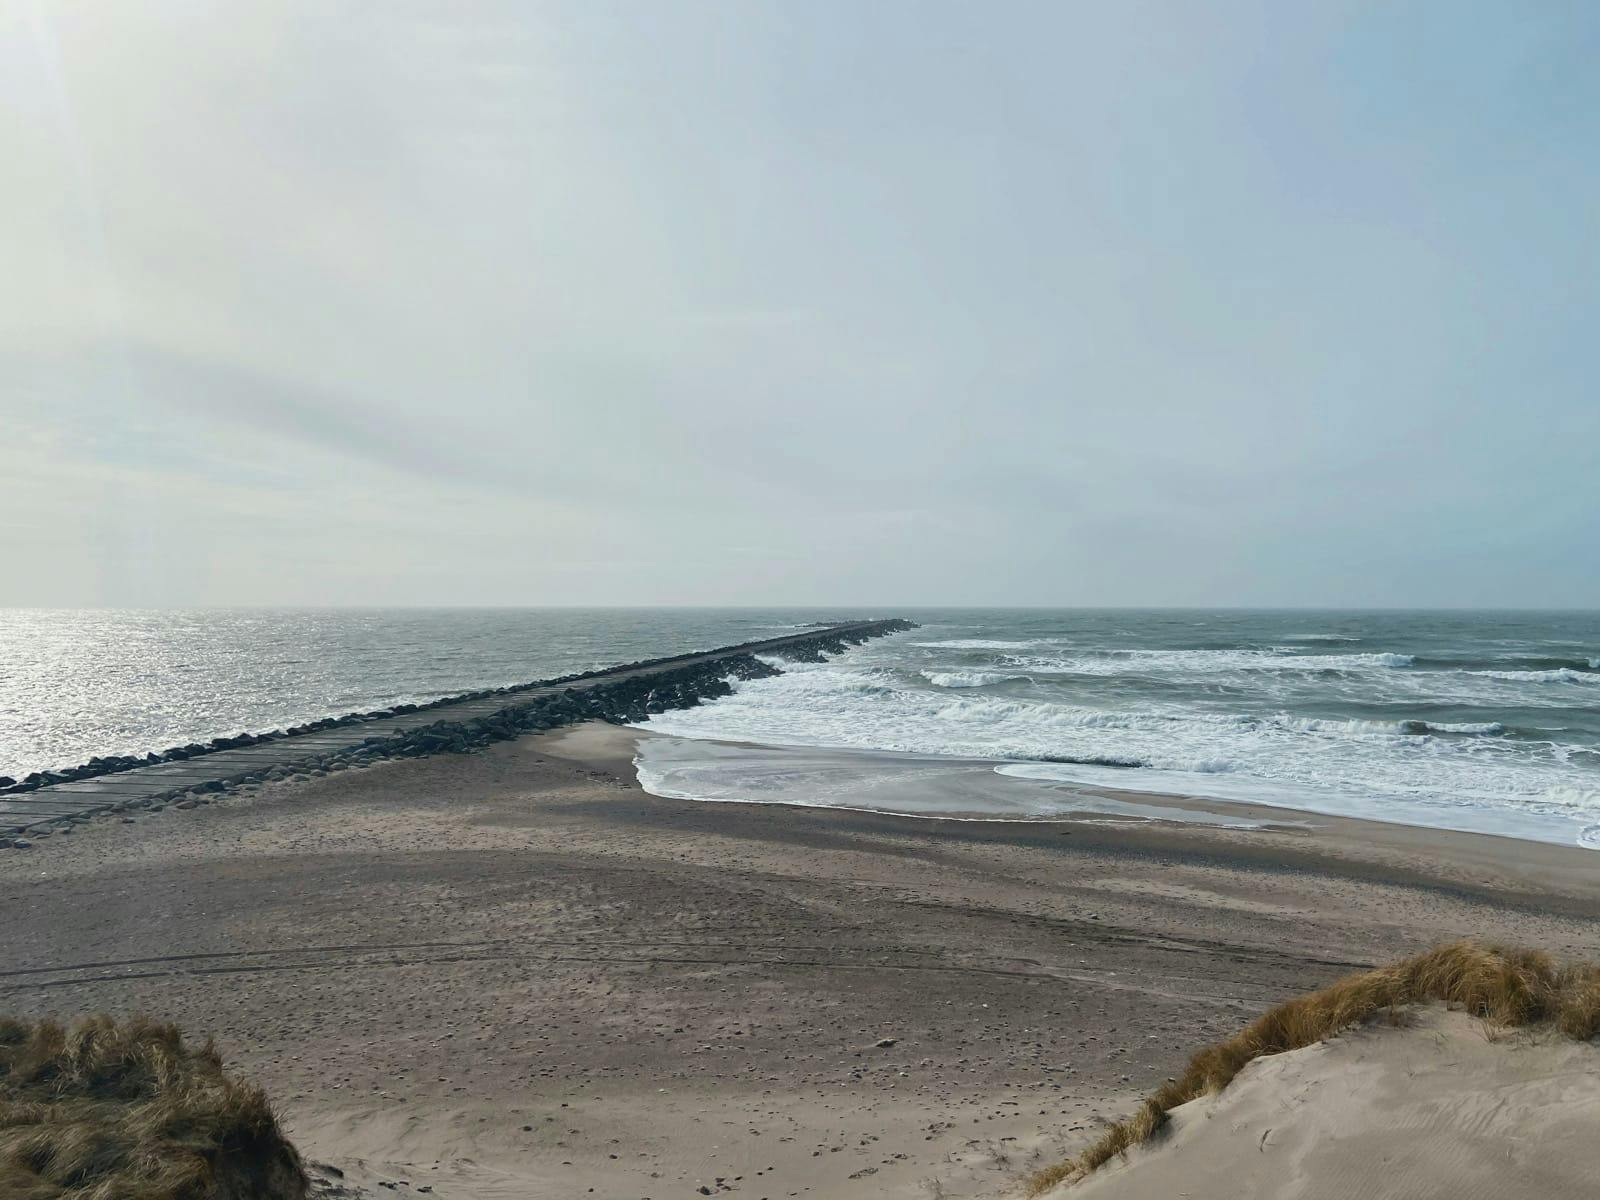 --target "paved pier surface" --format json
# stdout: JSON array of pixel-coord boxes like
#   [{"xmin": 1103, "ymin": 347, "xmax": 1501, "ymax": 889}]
[{"xmin": 1, "ymin": 621, "xmax": 906, "ymax": 837}]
